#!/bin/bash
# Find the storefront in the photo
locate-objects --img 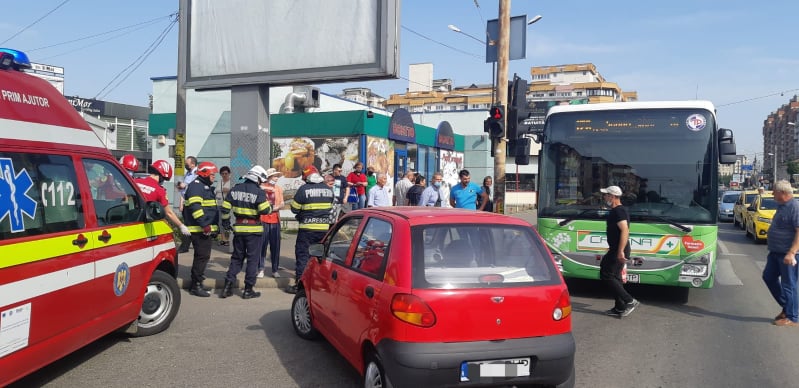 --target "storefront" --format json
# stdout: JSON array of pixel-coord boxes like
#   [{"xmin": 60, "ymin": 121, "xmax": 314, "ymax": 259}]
[{"xmin": 270, "ymin": 109, "xmax": 465, "ymax": 200}]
